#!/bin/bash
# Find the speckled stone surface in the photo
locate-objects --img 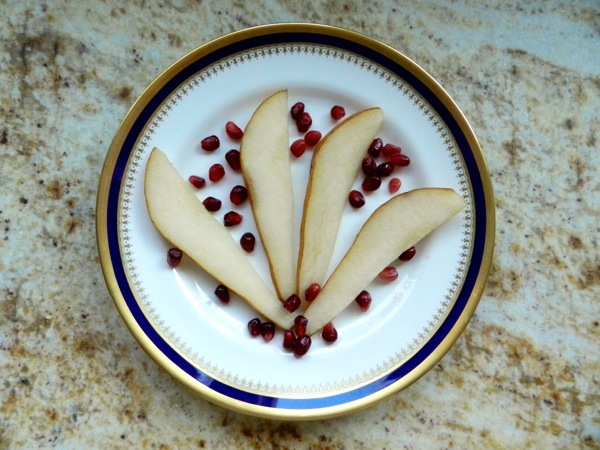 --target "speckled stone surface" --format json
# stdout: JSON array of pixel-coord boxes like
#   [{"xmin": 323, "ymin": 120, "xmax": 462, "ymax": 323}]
[{"xmin": 1, "ymin": 0, "xmax": 599, "ymax": 448}]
